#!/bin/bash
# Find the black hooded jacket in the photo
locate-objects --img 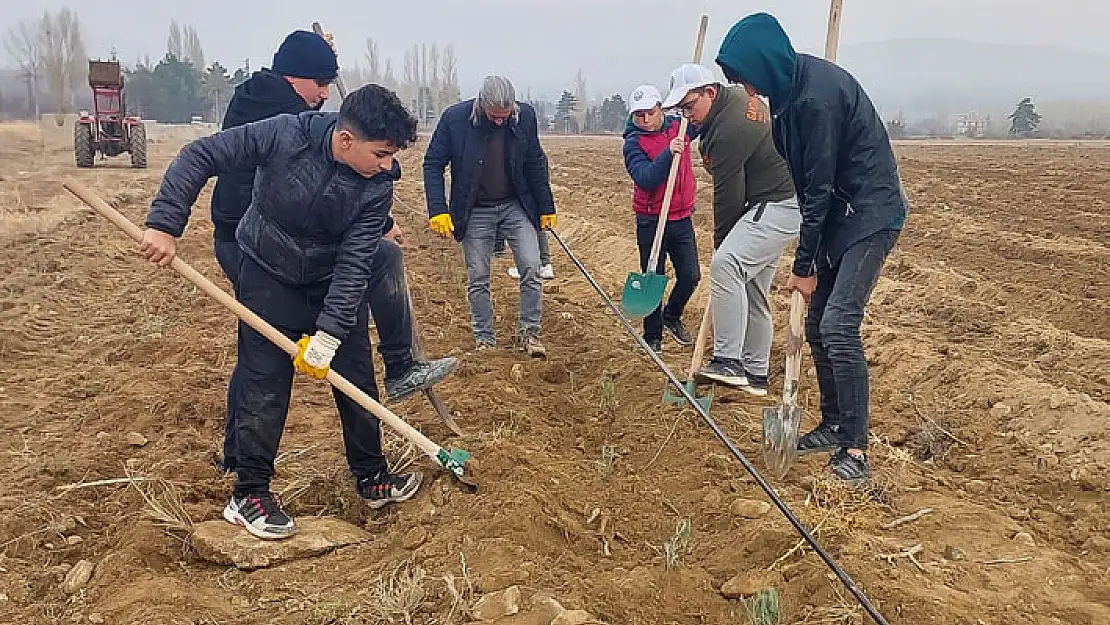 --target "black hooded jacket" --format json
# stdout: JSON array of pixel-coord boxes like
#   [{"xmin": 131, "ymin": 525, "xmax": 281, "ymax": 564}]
[{"xmin": 210, "ymin": 69, "xmax": 311, "ymax": 242}]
